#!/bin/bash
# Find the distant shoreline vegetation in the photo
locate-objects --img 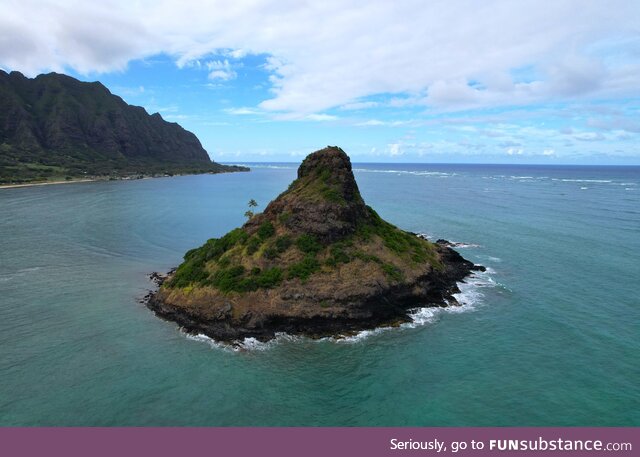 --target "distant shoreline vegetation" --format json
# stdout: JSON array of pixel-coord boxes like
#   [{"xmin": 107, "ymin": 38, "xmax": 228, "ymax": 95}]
[
  {"xmin": 0, "ymin": 166, "xmax": 249, "ymax": 188},
  {"xmin": 0, "ymin": 157, "xmax": 248, "ymax": 186}
]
